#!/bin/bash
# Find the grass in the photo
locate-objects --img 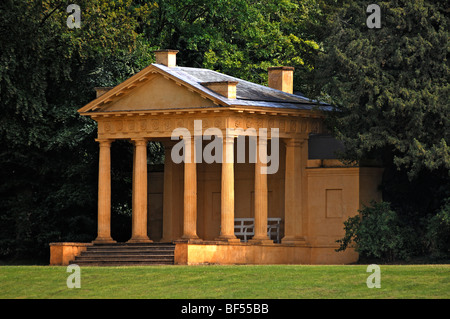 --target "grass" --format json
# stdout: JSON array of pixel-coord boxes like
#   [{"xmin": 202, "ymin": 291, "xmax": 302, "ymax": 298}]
[{"xmin": 0, "ymin": 264, "xmax": 449, "ymax": 299}]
